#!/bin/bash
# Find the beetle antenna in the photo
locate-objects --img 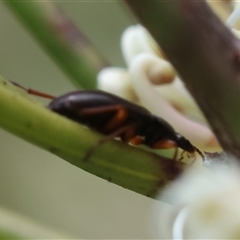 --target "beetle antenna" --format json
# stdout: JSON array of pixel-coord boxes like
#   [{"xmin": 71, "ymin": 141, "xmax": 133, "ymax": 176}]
[
  {"xmin": 11, "ymin": 81, "xmax": 55, "ymax": 100},
  {"xmin": 194, "ymin": 146, "xmax": 205, "ymax": 161}
]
